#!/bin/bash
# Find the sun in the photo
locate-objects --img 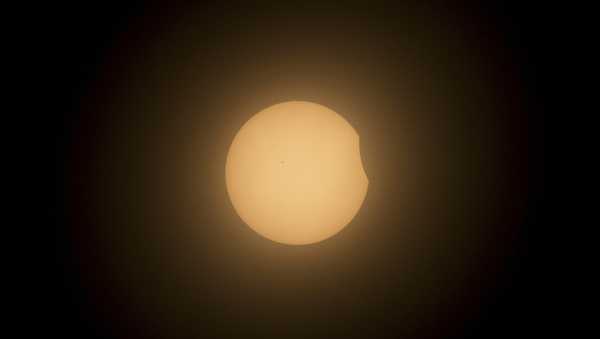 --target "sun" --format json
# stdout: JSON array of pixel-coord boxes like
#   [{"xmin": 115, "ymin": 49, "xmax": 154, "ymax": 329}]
[{"xmin": 226, "ymin": 101, "xmax": 368, "ymax": 245}]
